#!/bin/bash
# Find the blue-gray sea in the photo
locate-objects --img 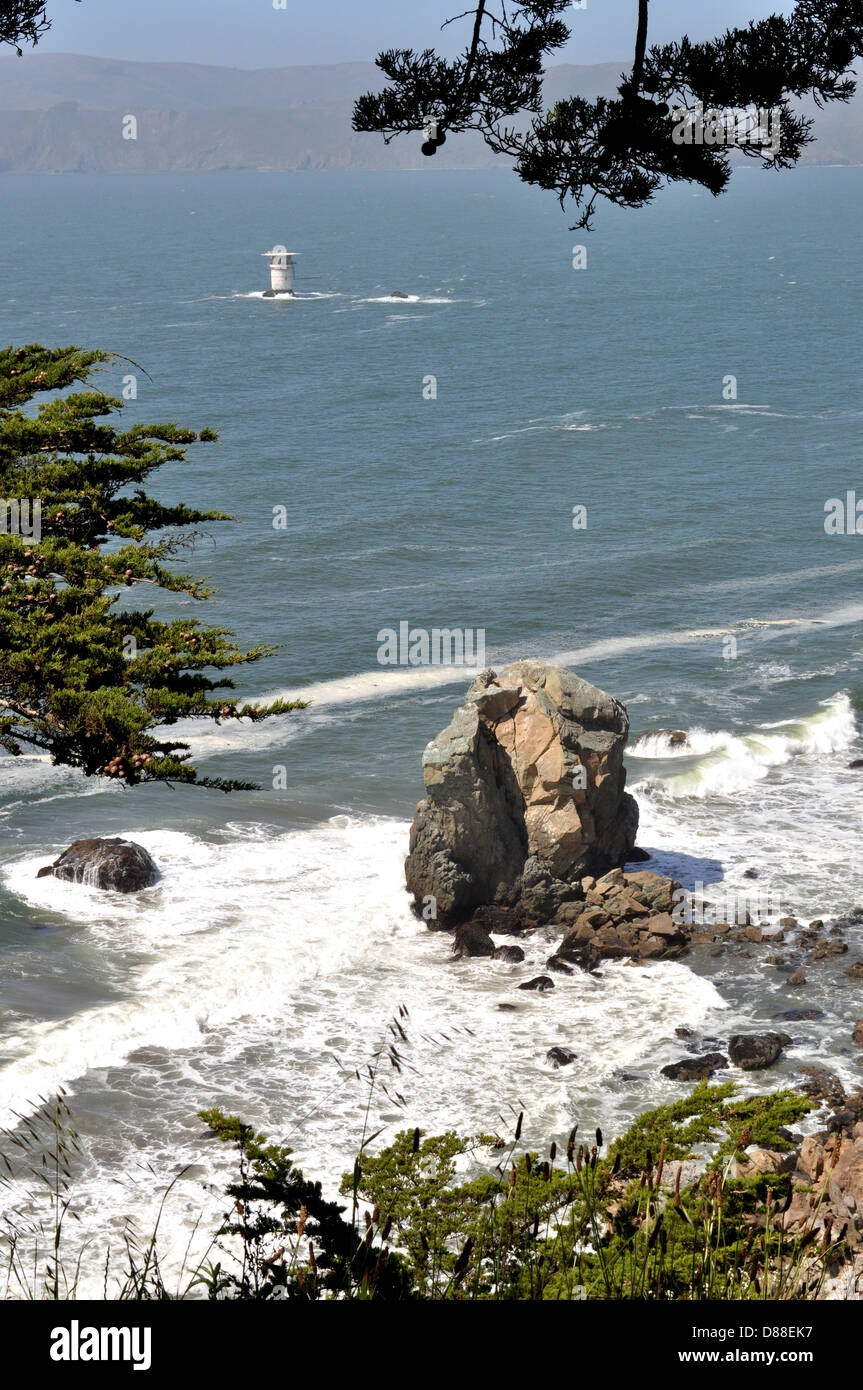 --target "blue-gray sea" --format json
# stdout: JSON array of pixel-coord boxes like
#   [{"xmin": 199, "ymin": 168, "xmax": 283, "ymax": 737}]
[{"xmin": 1, "ymin": 168, "xmax": 863, "ymax": 1287}]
